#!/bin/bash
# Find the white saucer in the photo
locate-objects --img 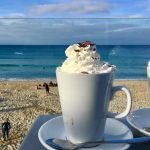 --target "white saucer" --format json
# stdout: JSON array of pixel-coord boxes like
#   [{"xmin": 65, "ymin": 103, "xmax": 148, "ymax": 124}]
[
  {"xmin": 127, "ymin": 108, "xmax": 150, "ymax": 136},
  {"xmin": 38, "ymin": 116, "xmax": 133, "ymax": 150}
]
